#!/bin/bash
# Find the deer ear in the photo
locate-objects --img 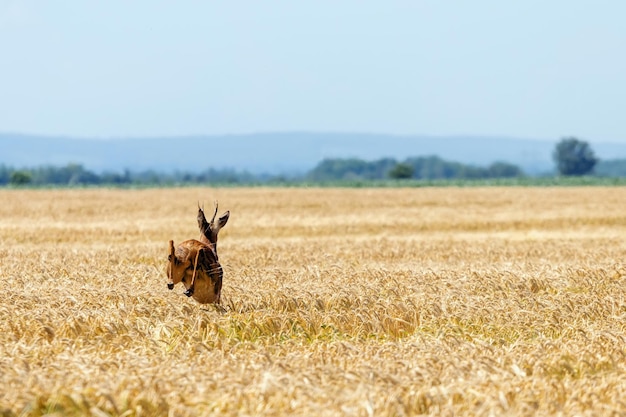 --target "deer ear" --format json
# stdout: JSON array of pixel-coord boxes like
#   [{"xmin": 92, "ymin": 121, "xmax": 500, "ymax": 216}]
[{"xmin": 217, "ymin": 211, "xmax": 230, "ymax": 229}]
